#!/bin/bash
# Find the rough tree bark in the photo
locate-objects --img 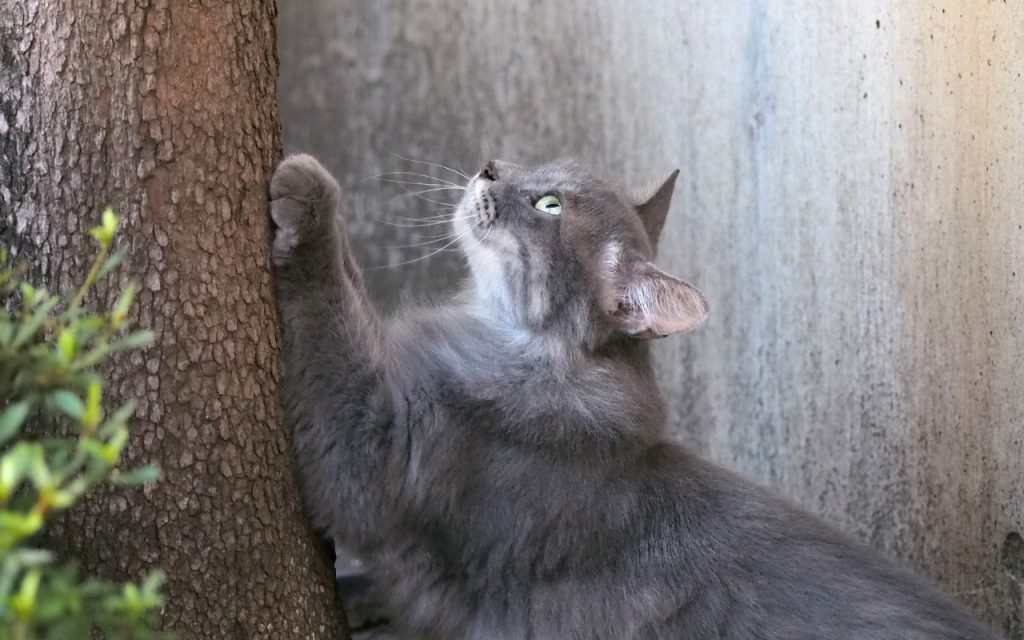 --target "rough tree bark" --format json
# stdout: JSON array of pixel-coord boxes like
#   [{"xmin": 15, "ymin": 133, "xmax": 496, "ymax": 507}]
[{"xmin": 1, "ymin": 1, "xmax": 344, "ymax": 637}]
